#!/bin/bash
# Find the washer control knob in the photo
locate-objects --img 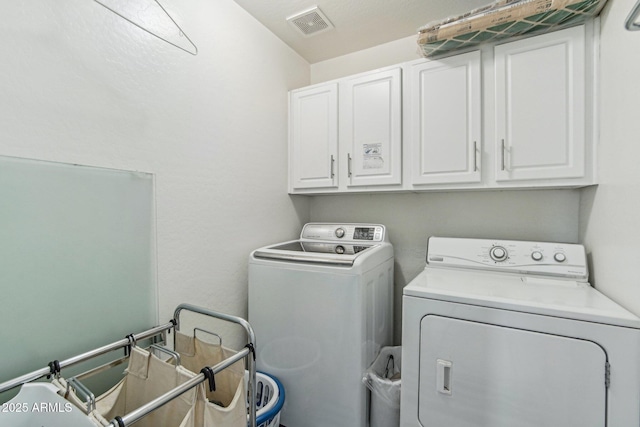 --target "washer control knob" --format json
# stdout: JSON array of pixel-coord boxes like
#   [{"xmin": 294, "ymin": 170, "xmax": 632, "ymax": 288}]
[
  {"xmin": 335, "ymin": 228, "xmax": 346, "ymax": 238},
  {"xmin": 531, "ymin": 251, "xmax": 543, "ymax": 261},
  {"xmin": 335, "ymin": 245, "xmax": 345, "ymax": 254},
  {"xmin": 554, "ymin": 252, "xmax": 567, "ymax": 263},
  {"xmin": 490, "ymin": 246, "xmax": 508, "ymax": 262}
]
